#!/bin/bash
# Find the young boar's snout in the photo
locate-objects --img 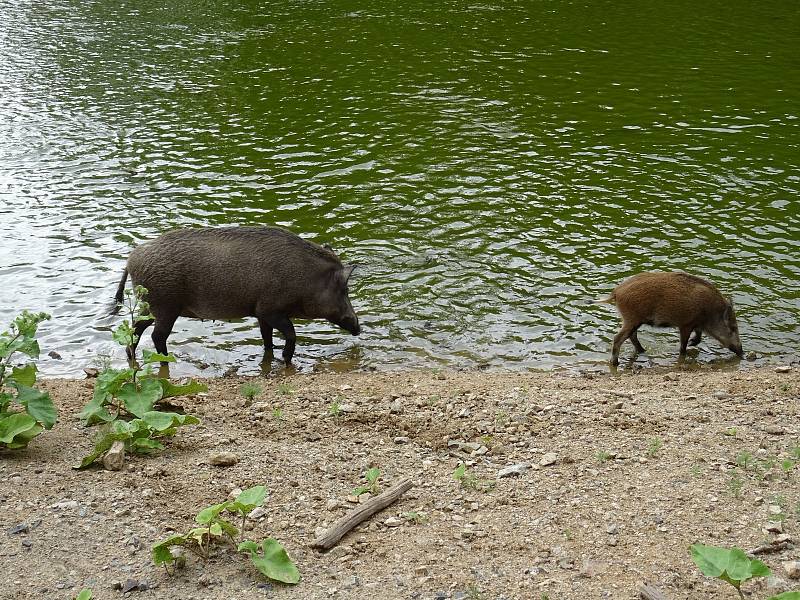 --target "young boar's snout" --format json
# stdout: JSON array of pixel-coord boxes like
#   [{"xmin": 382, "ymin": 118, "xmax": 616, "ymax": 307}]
[{"xmin": 340, "ymin": 314, "xmax": 361, "ymax": 336}]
